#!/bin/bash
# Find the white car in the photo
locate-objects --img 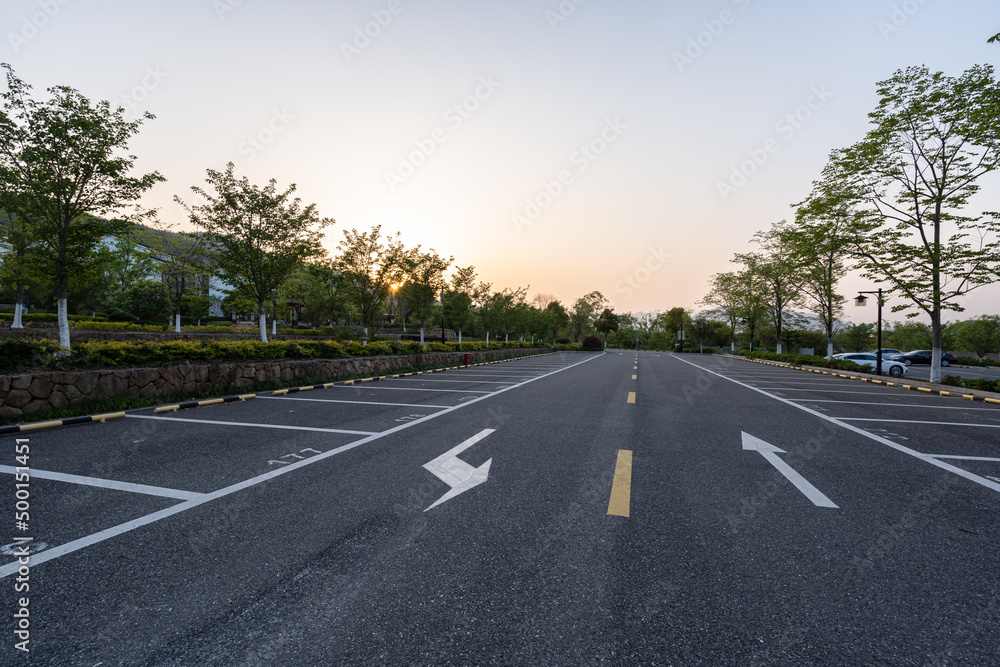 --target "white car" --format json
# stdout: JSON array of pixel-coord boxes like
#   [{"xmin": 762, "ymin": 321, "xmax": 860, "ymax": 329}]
[{"xmin": 834, "ymin": 353, "xmax": 909, "ymax": 377}]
